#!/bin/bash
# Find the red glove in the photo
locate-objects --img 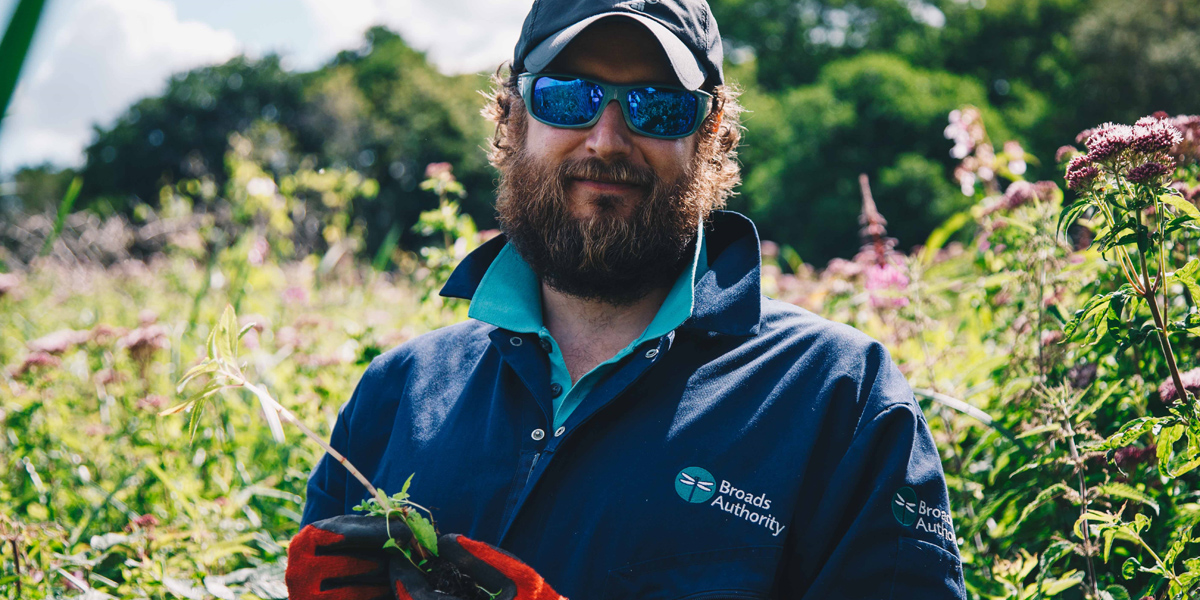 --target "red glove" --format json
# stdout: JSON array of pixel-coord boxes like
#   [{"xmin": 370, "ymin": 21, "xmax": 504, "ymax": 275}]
[
  {"xmin": 423, "ymin": 534, "xmax": 566, "ymax": 600},
  {"xmin": 285, "ymin": 515, "xmax": 433, "ymax": 600},
  {"xmin": 287, "ymin": 515, "xmax": 566, "ymax": 600}
]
